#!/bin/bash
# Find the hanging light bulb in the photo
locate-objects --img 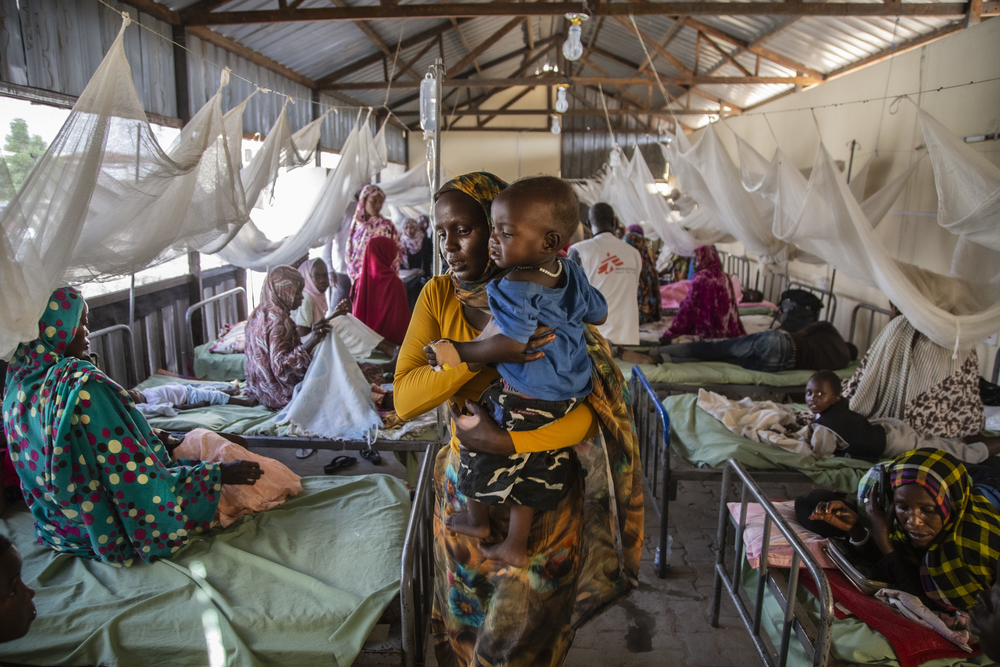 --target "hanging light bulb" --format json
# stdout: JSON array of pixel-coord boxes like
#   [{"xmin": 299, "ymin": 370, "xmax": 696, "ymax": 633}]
[
  {"xmin": 551, "ymin": 114, "xmax": 562, "ymax": 135},
  {"xmin": 554, "ymin": 85, "xmax": 569, "ymax": 114},
  {"xmin": 562, "ymin": 13, "xmax": 588, "ymax": 61}
]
